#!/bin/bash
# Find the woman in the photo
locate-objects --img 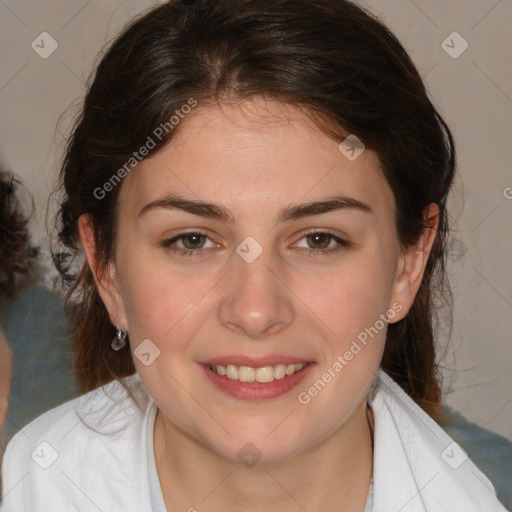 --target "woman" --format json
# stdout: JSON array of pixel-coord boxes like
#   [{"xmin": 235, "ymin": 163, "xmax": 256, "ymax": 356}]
[{"xmin": 0, "ymin": 0, "xmax": 508, "ymax": 510}]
